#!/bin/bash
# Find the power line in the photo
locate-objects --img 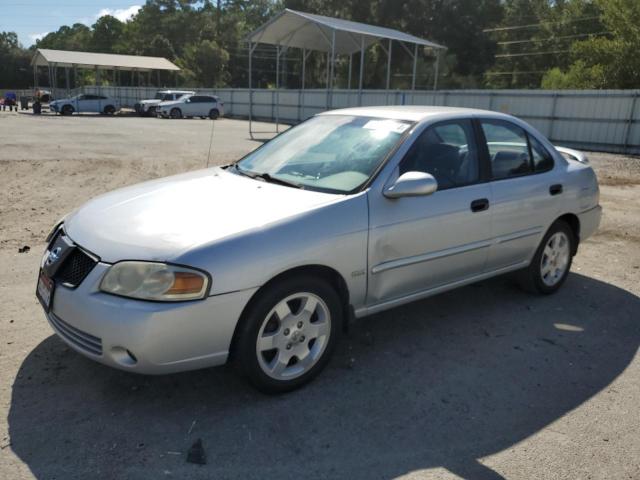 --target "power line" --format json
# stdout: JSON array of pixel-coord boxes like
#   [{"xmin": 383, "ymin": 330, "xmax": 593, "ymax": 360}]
[
  {"xmin": 495, "ymin": 49, "xmax": 571, "ymax": 59},
  {"xmin": 484, "ymin": 15, "xmax": 600, "ymax": 33},
  {"xmin": 497, "ymin": 31, "xmax": 610, "ymax": 46},
  {"xmin": 485, "ymin": 71, "xmax": 548, "ymax": 76}
]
